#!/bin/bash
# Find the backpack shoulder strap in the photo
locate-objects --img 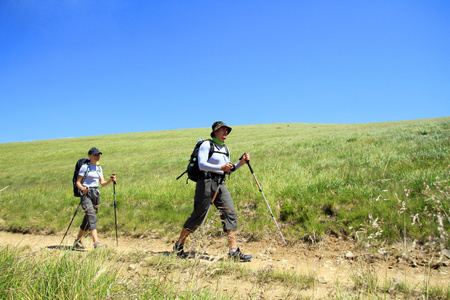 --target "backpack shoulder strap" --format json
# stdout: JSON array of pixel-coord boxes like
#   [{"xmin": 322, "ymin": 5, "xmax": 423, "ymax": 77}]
[
  {"xmin": 81, "ymin": 163, "xmax": 90, "ymax": 182},
  {"xmin": 96, "ymin": 165, "xmax": 102, "ymax": 176},
  {"xmin": 207, "ymin": 139, "xmax": 215, "ymax": 159}
]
